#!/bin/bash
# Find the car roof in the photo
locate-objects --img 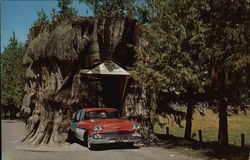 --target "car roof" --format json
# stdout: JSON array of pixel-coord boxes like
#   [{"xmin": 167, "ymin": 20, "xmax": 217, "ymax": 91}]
[{"xmin": 82, "ymin": 108, "xmax": 118, "ymax": 112}]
